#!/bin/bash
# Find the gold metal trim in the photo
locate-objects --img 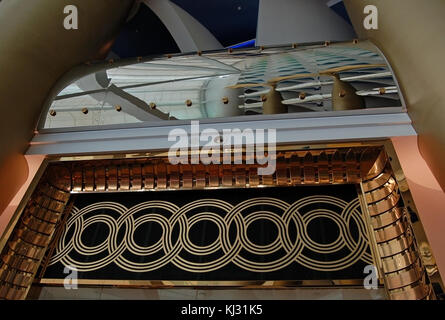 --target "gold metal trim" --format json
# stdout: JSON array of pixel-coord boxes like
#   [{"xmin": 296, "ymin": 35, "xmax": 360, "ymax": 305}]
[
  {"xmin": 37, "ymin": 278, "xmax": 370, "ymax": 288},
  {"xmin": 371, "ymin": 207, "xmax": 403, "ymax": 229},
  {"xmin": 360, "ymin": 144, "xmax": 440, "ymax": 300},
  {"xmin": 46, "ymin": 141, "xmax": 386, "ymax": 163},
  {"xmin": 0, "ymin": 167, "xmax": 71, "ymax": 300}
]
